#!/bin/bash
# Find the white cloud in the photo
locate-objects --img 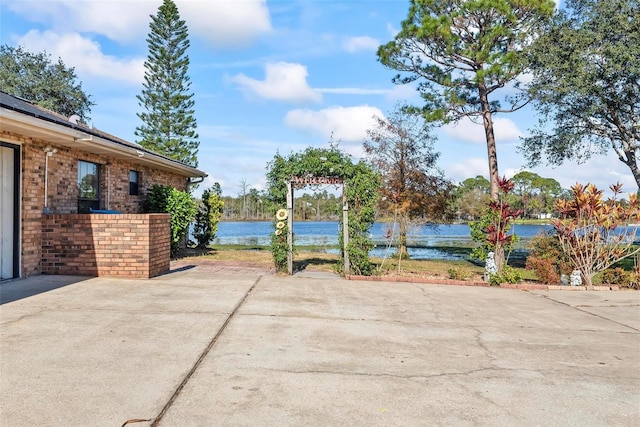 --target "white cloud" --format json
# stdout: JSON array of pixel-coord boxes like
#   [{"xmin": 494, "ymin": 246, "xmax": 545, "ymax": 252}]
[
  {"xmin": 17, "ymin": 30, "xmax": 144, "ymax": 85},
  {"xmin": 530, "ymin": 155, "xmax": 637, "ymax": 195},
  {"xmin": 317, "ymin": 87, "xmax": 389, "ymax": 95},
  {"xmin": 285, "ymin": 105, "xmax": 384, "ymax": 142},
  {"xmin": 6, "ymin": 0, "xmax": 155, "ymax": 43},
  {"xmin": 516, "ymin": 71, "xmax": 534, "ymax": 86},
  {"xmin": 447, "ymin": 158, "xmax": 490, "ymax": 184},
  {"xmin": 502, "ymin": 167, "xmax": 520, "ymax": 180},
  {"xmin": 342, "ymin": 36, "xmax": 379, "ymax": 53},
  {"xmin": 443, "ymin": 117, "xmax": 524, "ymax": 144},
  {"xmin": 6, "ymin": 0, "xmax": 272, "ymax": 48},
  {"xmin": 180, "ymin": 0, "xmax": 272, "ymax": 48},
  {"xmin": 386, "ymin": 23, "xmax": 399, "ymax": 38},
  {"xmin": 386, "ymin": 83, "xmax": 420, "ymax": 101},
  {"xmin": 230, "ymin": 62, "xmax": 322, "ymax": 103}
]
